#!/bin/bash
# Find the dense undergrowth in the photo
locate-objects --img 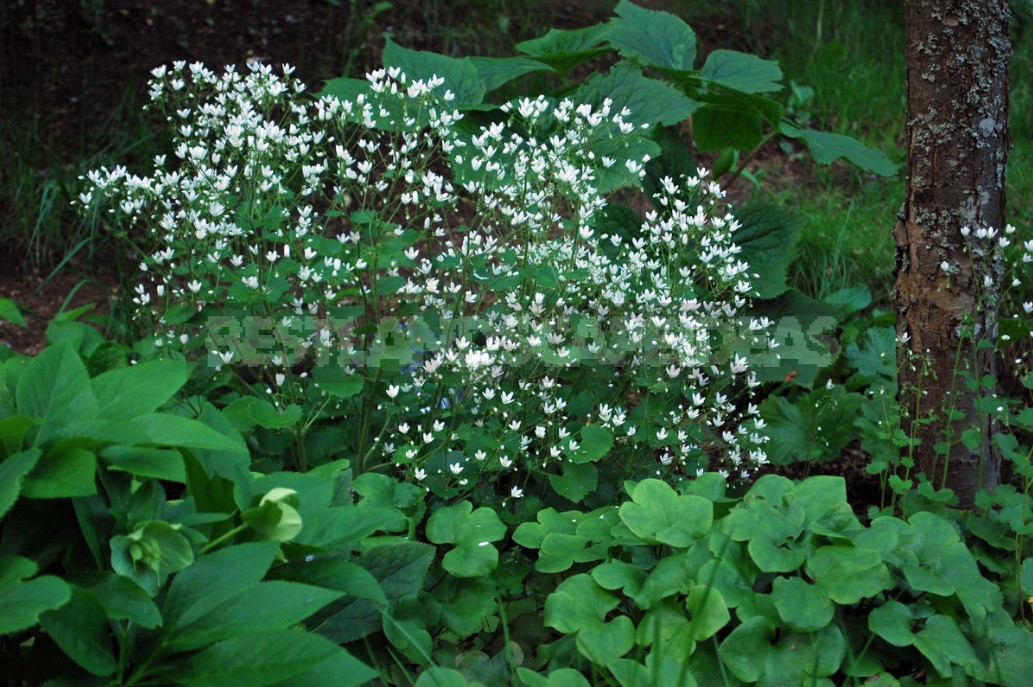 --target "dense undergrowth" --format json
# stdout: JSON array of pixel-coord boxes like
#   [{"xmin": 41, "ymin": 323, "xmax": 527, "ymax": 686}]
[{"xmin": 1, "ymin": 2, "xmax": 1033, "ymax": 686}]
